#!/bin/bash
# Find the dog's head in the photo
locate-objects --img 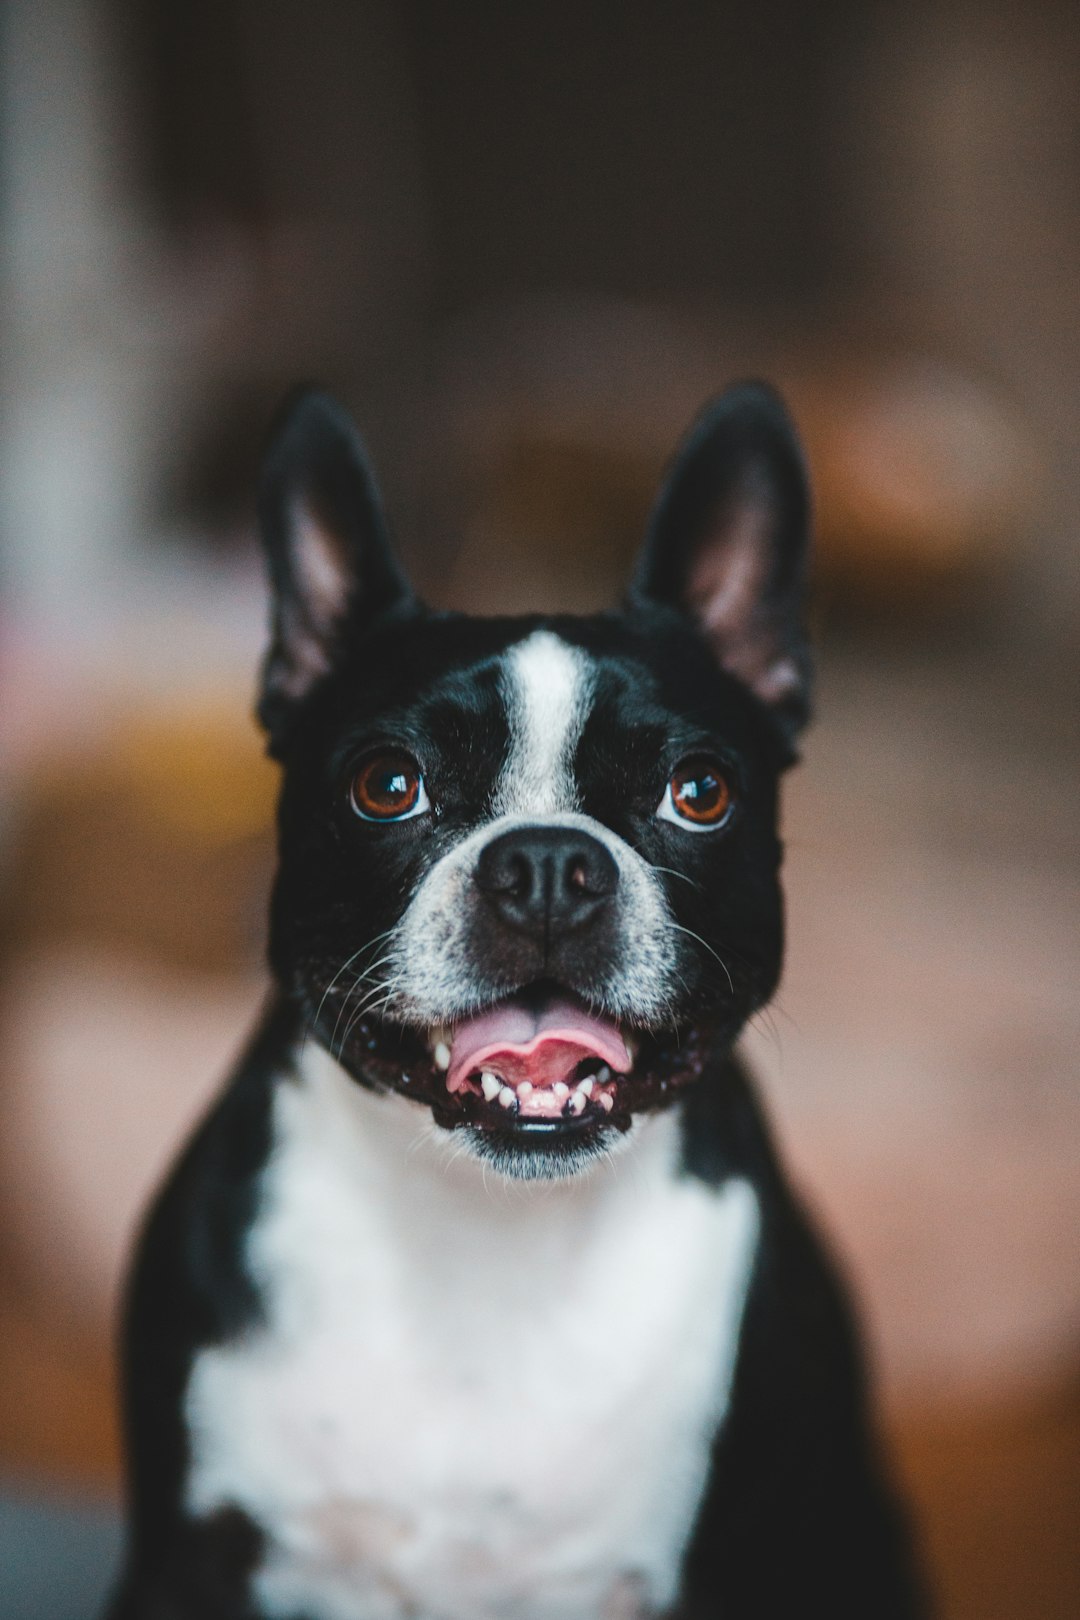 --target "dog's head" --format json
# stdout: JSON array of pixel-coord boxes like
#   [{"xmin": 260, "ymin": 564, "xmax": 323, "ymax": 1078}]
[{"xmin": 257, "ymin": 382, "xmax": 811, "ymax": 1177}]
